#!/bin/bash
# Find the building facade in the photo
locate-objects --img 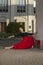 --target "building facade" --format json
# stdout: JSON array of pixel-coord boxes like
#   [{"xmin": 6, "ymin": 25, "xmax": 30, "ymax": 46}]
[{"xmin": 0, "ymin": 0, "xmax": 36, "ymax": 33}]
